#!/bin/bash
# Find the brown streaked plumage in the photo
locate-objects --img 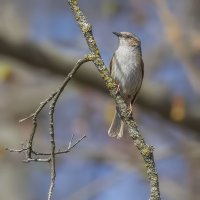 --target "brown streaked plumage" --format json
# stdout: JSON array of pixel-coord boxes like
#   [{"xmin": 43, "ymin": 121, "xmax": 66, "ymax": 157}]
[{"xmin": 108, "ymin": 32, "xmax": 144, "ymax": 139}]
